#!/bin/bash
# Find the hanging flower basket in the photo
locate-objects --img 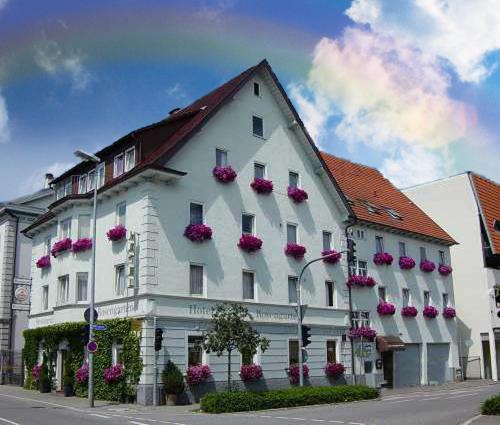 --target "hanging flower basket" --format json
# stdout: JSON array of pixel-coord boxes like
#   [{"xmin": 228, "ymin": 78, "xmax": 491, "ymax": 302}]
[
  {"xmin": 443, "ymin": 307, "xmax": 456, "ymax": 319},
  {"xmin": 287, "ymin": 187, "xmax": 308, "ymax": 203},
  {"xmin": 420, "ymin": 260, "xmax": 436, "ymax": 273},
  {"xmin": 399, "ymin": 256, "xmax": 416, "ymax": 270},
  {"xmin": 401, "ymin": 306, "xmax": 418, "ymax": 318},
  {"xmin": 377, "ymin": 302, "xmax": 396, "ymax": 316},
  {"xmin": 324, "ymin": 362, "xmax": 345, "ymax": 378},
  {"xmin": 107, "ymin": 225, "xmax": 127, "ymax": 242},
  {"xmin": 36, "ymin": 255, "xmax": 51, "ymax": 269},
  {"xmin": 72, "ymin": 238, "xmax": 92, "ymax": 253},
  {"xmin": 103, "ymin": 364, "xmax": 124, "ymax": 384},
  {"xmin": 322, "ymin": 250, "xmax": 341, "ymax": 264},
  {"xmin": 438, "ymin": 264, "xmax": 453, "ymax": 276},
  {"xmin": 238, "ymin": 234, "xmax": 263, "ymax": 252},
  {"xmin": 75, "ymin": 363, "xmax": 89, "ymax": 384},
  {"xmin": 31, "ymin": 364, "xmax": 42, "ymax": 381},
  {"xmin": 240, "ymin": 364, "xmax": 263, "ymax": 382},
  {"xmin": 212, "ymin": 166, "xmax": 237, "ymax": 183},
  {"xmin": 288, "ymin": 364, "xmax": 309, "ymax": 384},
  {"xmin": 423, "ymin": 305, "xmax": 439, "ymax": 318},
  {"xmin": 184, "ymin": 224, "xmax": 212, "ymax": 242},
  {"xmin": 373, "ymin": 252, "xmax": 394, "ymax": 266},
  {"xmin": 186, "ymin": 365, "xmax": 212, "ymax": 385},
  {"xmin": 51, "ymin": 238, "xmax": 72, "ymax": 257},
  {"xmin": 348, "ymin": 327, "xmax": 377, "ymax": 341},
  {"xmin": 284, "ymin": 243, "xmax": 306, "ymax": 260},
  {"xmin": 347, "ymin": 275, "xmax": 376, "ymax": 288},
  {"xmin": 251, "ymin": 178, "xmax": 273, "ymax": 194}
]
